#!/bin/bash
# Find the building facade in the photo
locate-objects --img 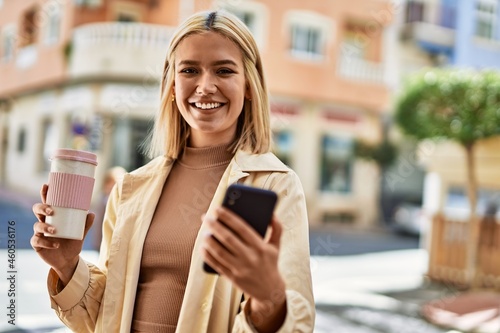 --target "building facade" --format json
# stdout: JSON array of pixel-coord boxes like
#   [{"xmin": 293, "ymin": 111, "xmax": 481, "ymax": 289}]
[
  {"xmin": 398, "ymin": 0, "xmax": 500, "ymax": 219},
  {"xmin": 0, "ymin": 0, "xmax": 395, "ymax": 226}
]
